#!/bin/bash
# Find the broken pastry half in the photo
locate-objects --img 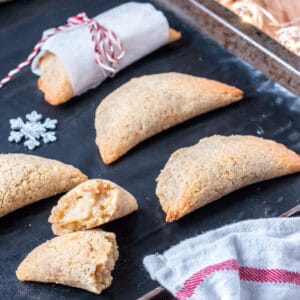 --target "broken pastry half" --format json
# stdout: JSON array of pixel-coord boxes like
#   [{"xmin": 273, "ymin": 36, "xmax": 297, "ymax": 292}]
[
  {"xmin": 16, "ymin": 230, "xmax": 118, "ymax": 294},
  {"xmin": 0, "ymin": 154, "xmax": 87, "ymax": 217},
  {"xmin": 95, "ymin": 72, "xmax": 243, "ymax": 164},
  {"xmin": 49, "ymin": 179, "xmax": 138, "ymax": 235},
  {"xmin": 156, "ymin": 135, "xmax": 300, "ymax": 222}
]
